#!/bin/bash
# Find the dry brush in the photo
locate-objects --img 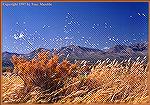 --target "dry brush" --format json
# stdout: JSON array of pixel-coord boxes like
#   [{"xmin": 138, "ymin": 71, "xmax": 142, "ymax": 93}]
[{"xmin": 2, "ymin": 51, "xmax": 149, "ymax": 104}]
